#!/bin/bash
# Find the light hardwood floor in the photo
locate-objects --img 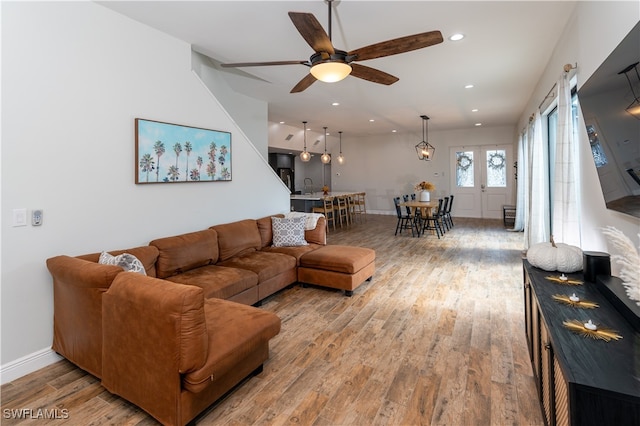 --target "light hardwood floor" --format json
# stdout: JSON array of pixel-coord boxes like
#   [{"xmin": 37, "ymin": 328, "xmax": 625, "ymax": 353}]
[{"xmin": 1, "ymin": 215, "xmax": 544, "ymax": 425}]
